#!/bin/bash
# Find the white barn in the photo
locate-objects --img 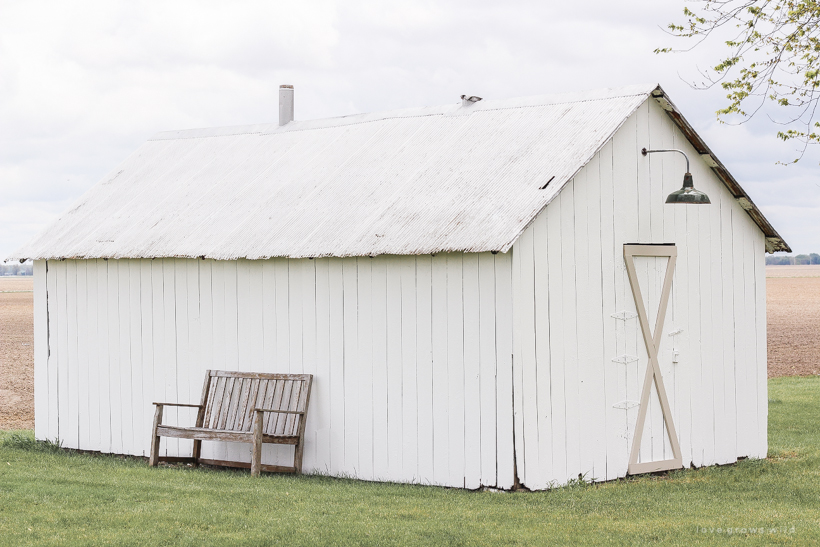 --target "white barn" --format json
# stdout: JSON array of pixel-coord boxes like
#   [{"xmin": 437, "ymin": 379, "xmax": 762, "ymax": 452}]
[{"xmin": 9, "ymin": 84, "xmax": 789, "ymax": 490}]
